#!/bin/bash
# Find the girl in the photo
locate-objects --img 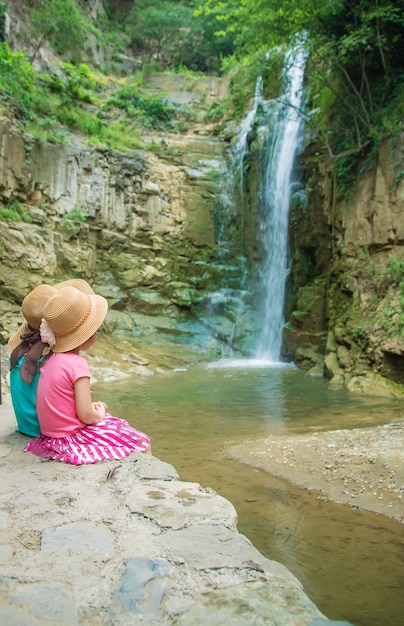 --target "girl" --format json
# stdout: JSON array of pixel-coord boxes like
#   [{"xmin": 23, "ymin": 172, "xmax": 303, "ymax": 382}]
[
  {"xmin": 24, "ymin": 285, "xmax": 151, "ymax": 464},
  {"xmin": 8, "ymin": 279, "xmax": 94, "ymax": 437}
]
